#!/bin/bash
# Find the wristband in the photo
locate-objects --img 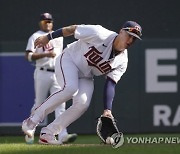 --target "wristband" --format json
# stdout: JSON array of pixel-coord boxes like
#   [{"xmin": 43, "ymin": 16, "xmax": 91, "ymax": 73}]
[
  {"xmin": 47, "ymin": 28, "xmax": 63, "ymax": 40},
  {"xmin": 47, "ymin": 33, "xmax": 53, "ymax": 40},
  {"xmin": 27, "ymin": 52, "xmax": 33, "ymax": 62}
]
